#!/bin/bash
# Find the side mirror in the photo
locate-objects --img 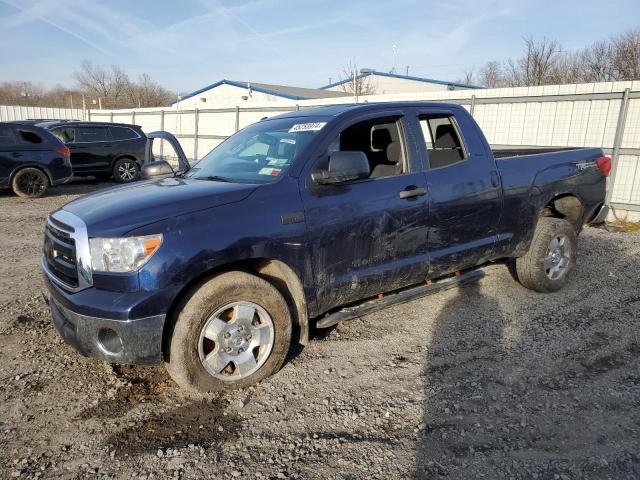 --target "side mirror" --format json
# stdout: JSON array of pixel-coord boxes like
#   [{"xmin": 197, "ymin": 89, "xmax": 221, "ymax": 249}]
[
  {"xmin": 145, "ymin": 131, "xmax": 190, "ymax": 172},
  {"xmin": 141, "ymin": 160, "xmax": 174, "ymax": 179},
  {"xmin": 311, "ymin": 151, "xmax": 370, "ymax": 184}
]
